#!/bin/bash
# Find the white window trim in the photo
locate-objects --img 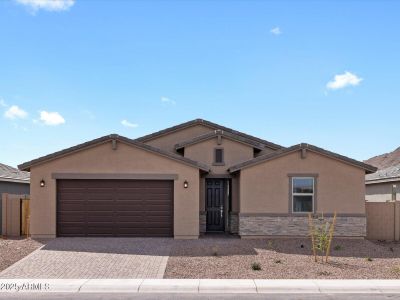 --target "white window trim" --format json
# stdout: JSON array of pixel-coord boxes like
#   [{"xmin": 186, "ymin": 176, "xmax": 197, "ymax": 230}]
[{"xmin": 292, "ymin": 177, "xmax": 314, "ymax": 213}]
